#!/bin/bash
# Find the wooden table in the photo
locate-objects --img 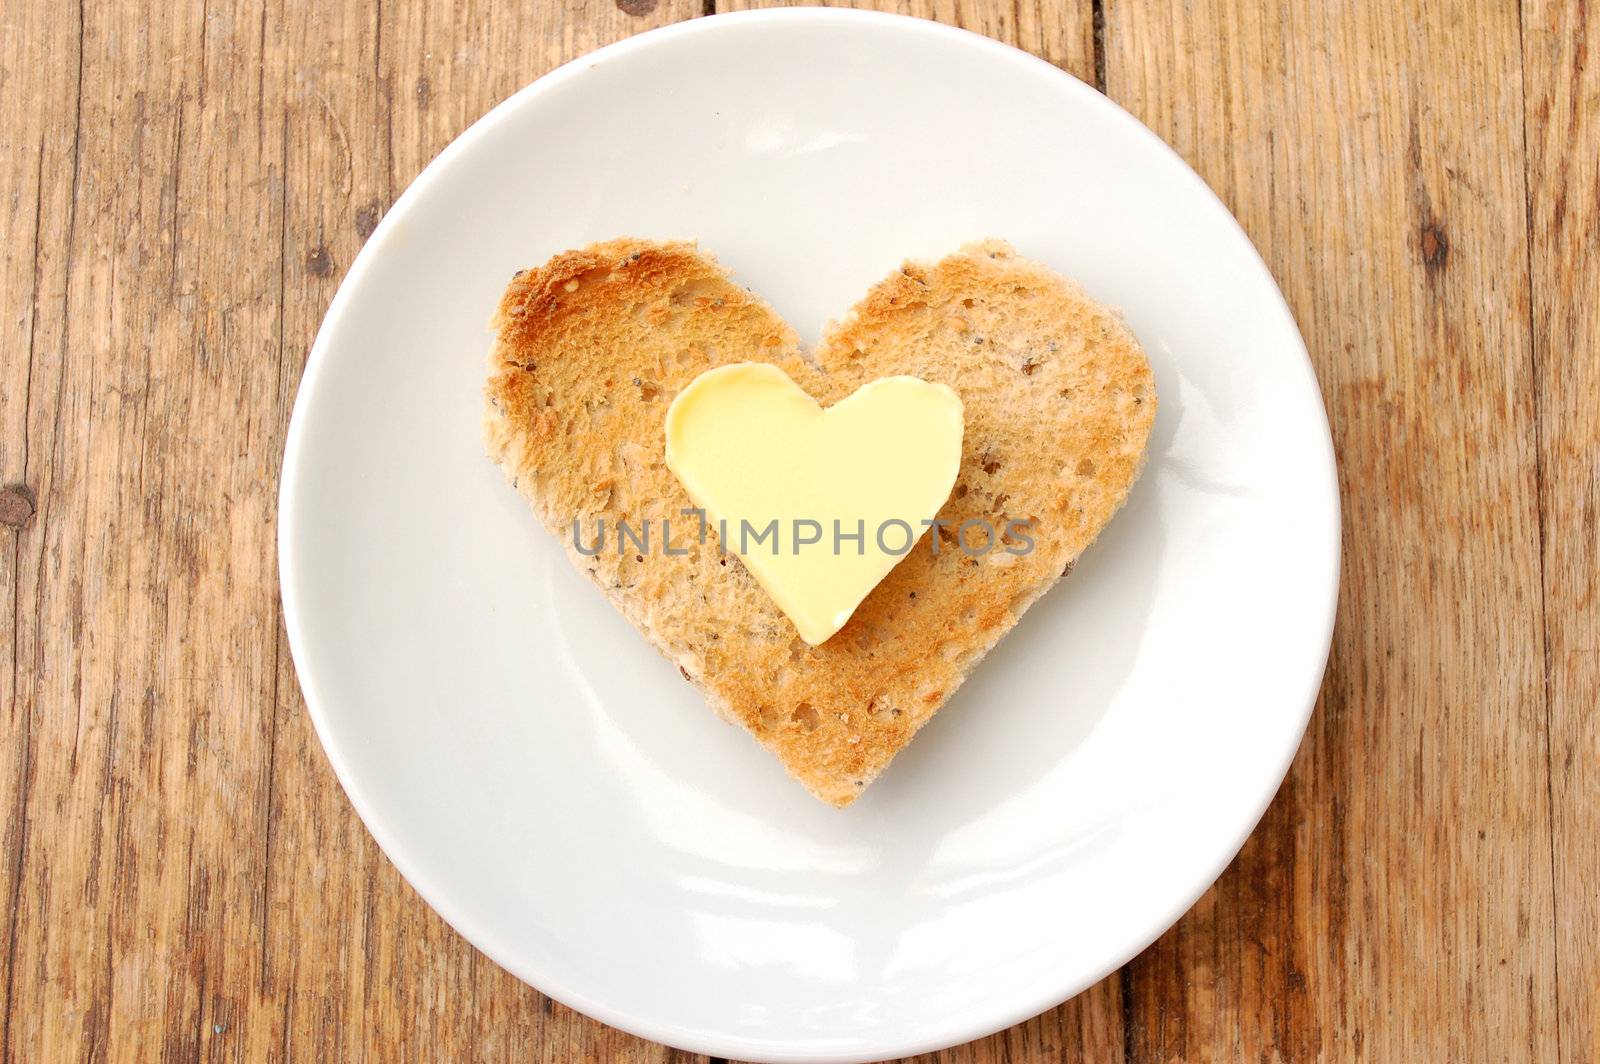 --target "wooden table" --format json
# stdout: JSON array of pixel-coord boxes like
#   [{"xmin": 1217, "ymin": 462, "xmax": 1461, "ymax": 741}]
[{"xmin": 2, "ymin": 0, "xmax": 1594, "ymax": 1060}]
